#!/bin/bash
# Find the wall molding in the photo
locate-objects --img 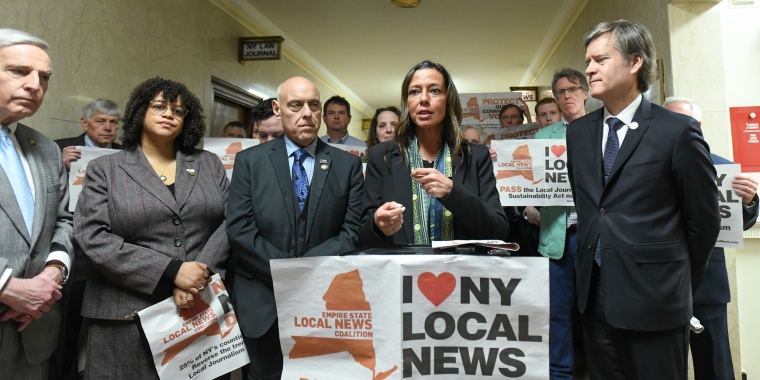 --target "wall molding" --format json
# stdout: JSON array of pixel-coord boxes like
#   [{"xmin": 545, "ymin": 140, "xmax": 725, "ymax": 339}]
[
  {"xmin": 208, "ymin": 0, "xmax": 373, "ymax": 118},
  {"xmin": 520, "ymin": 0, "xmax": 589, "ymax": 86}
]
